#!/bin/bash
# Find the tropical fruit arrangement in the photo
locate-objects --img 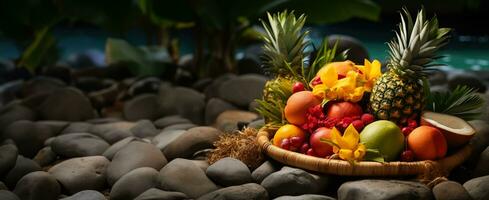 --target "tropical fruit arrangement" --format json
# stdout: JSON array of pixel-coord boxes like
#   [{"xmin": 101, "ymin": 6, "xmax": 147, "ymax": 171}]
[{"xmin": 256, "ymin": 9, "xmax": 485, "ymax": 164}]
